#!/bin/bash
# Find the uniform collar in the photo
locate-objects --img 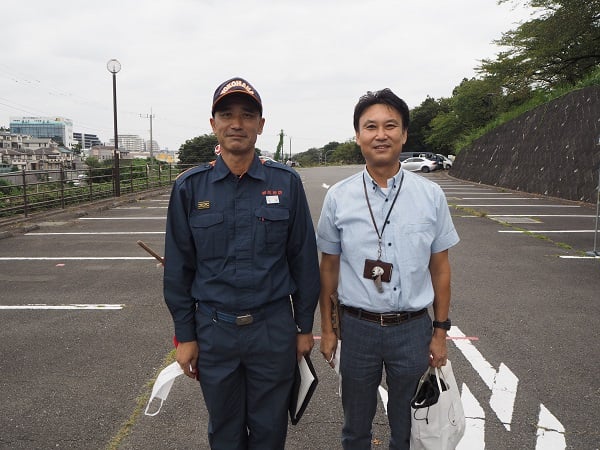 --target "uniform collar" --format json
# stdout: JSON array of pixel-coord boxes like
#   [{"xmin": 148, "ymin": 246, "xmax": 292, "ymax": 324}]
[{"xmin": 212, "ymin": 154, "xmax": 266, "ymax": 182}]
